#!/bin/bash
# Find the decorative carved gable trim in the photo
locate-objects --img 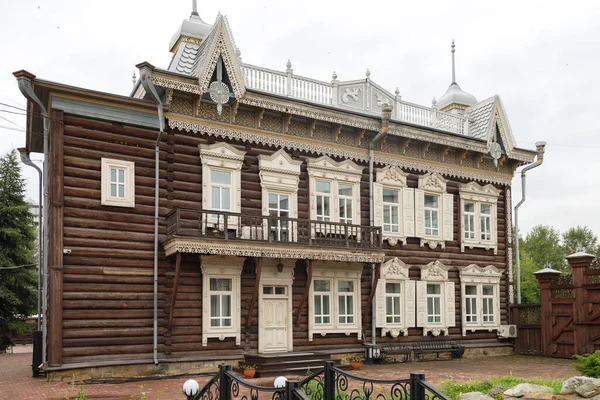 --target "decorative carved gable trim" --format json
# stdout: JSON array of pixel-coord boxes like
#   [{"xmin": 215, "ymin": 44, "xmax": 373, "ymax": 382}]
[
  {"xmin": 307, "ymin": 155, "xmax": 363, "ymax": 177},
  {"xmin": 376, "ymin": 165, "xmax": 409, "ymax": 188},
  {"xmin": 258, "ymin": 149, "xmax": 302, "ymax": 175},
  {"xmin": 197, "ymin": 15, "xmax": 246, "ymax": 99},
  {"xmin": 419, "ymin": 260, "xmax": 452, "ymax": 281},
  {"xmin": 198, "ymin": 142, "xmax": 246, "ymax": 162},
  {"xmin": 418, "ymin": 172, "xmax": 448, "ymax": 193},
  {"xmin": 485, "ymin": 97, "xmax": 517, "ymax": 159},
  {"xmin": 381, "ymin": 257, "xmax": 411, "ymax": 280}
]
